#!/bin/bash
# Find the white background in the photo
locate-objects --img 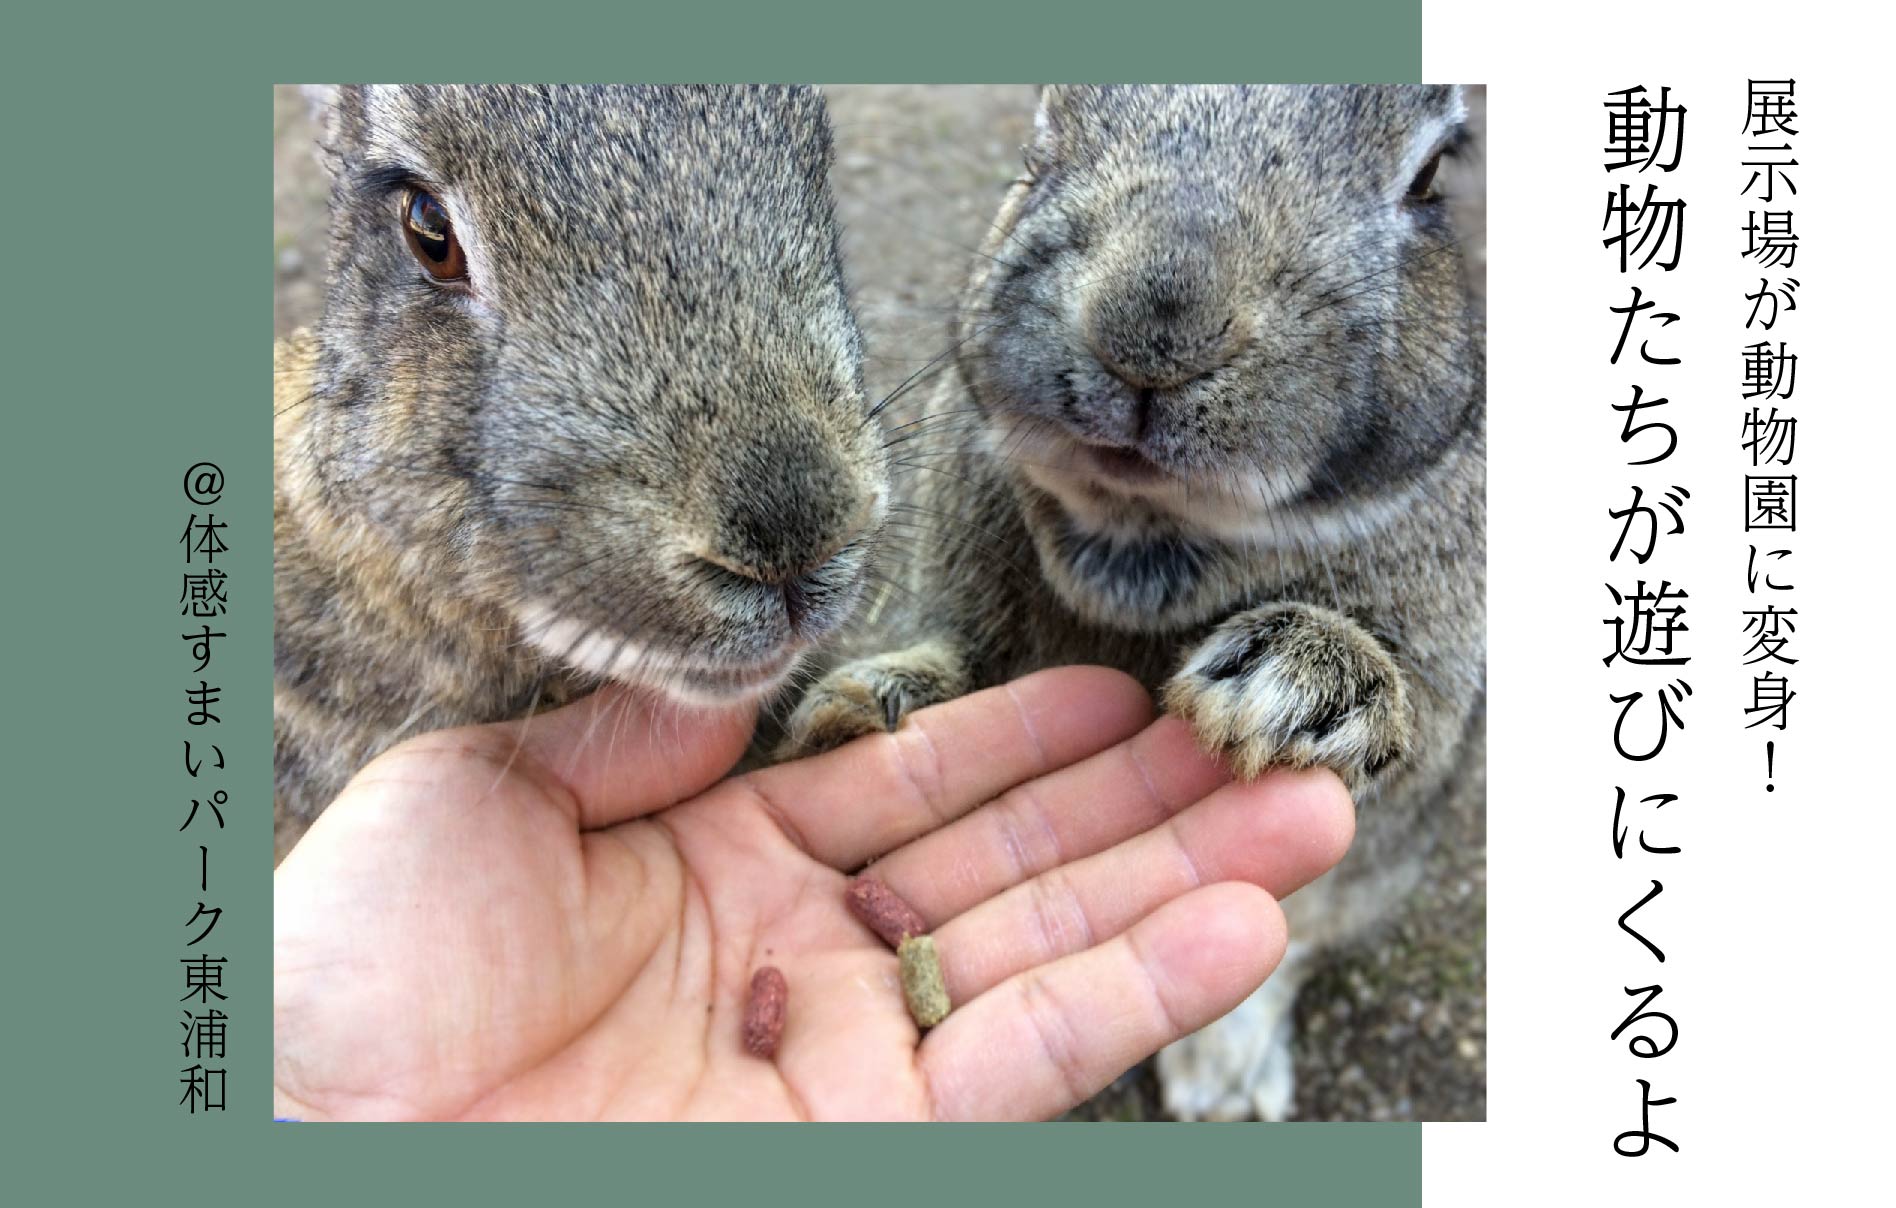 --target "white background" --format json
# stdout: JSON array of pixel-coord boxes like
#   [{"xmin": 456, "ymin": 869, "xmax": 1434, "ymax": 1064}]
[{"xmin": 1428, "ymin": 1, "xmax": 1893, "ymax": 1200}]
